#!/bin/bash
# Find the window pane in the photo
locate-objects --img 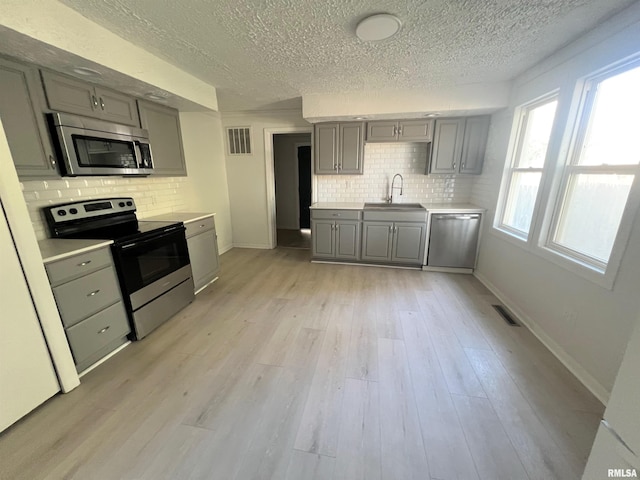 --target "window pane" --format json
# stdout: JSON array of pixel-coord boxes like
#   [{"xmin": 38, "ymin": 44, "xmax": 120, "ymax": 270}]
[
  {"xmin": 555, "ymin": 174, "xmax": 633, "ymax": 262},
  {"xmin": 503, "ymin": 171, "xmax": 542, "ymax": 234},
  {"xmin": 579, "ymin": 66, "xmax": 640, "ymax": 166},
  {"xmin": 517, "ymin": 100, "xmax": 558, "ymax": 168}
]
